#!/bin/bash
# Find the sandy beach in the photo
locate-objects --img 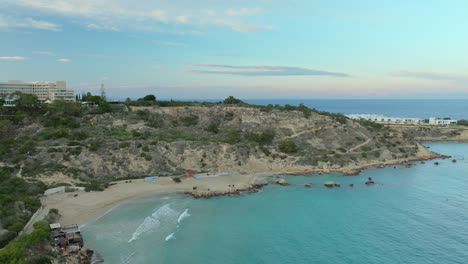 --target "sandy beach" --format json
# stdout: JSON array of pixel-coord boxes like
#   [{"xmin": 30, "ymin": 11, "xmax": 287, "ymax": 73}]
[{"xmin": 32, "ymin": 172, "xmax": 265, "ymax": 228}]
